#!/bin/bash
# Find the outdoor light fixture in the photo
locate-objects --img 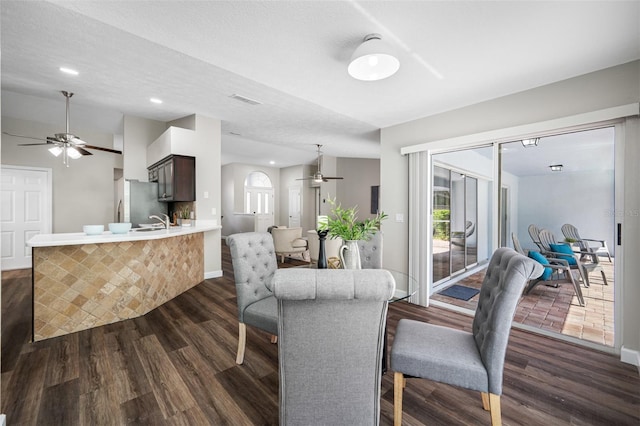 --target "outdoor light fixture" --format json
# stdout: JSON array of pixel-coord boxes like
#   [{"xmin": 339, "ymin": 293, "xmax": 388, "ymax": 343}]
[
  {"xmin": 348, "ymin": 33, "xmax": 400, "ymax": 81},
  {"xmin": 521, "ymin": 138, "xmax": 539, "ymax": 147},
  {"xmin": 550, "ymin": 164, "xmax": 563, "ymax": 172}
]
